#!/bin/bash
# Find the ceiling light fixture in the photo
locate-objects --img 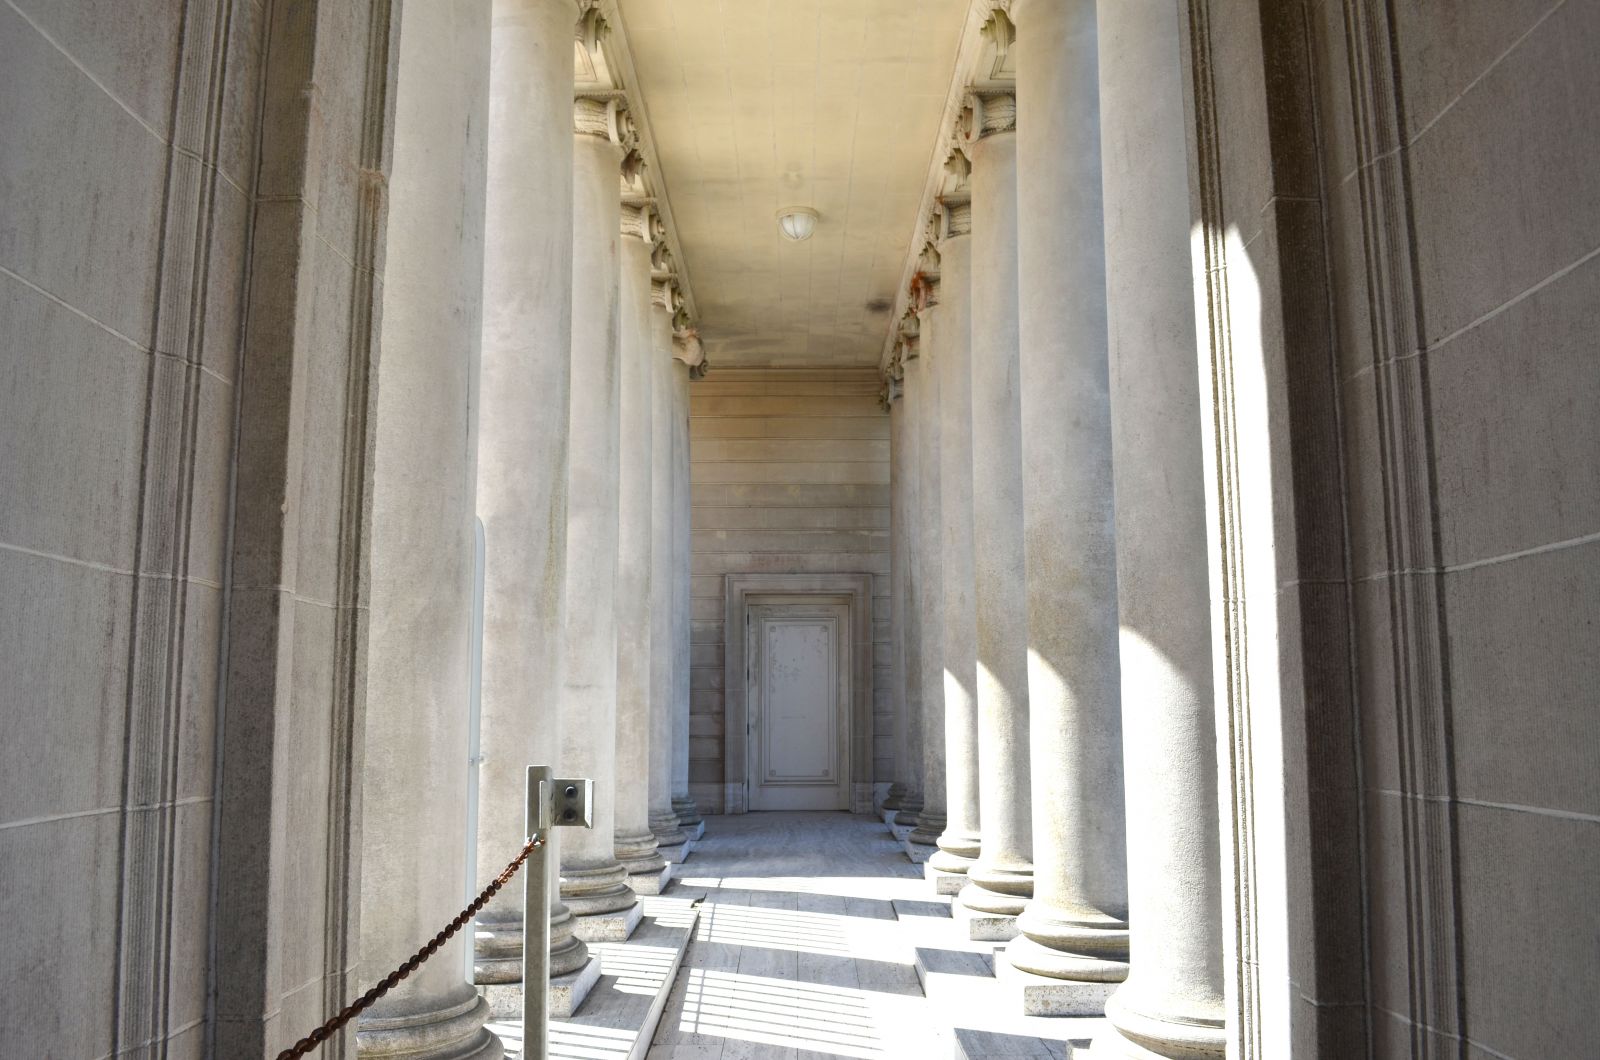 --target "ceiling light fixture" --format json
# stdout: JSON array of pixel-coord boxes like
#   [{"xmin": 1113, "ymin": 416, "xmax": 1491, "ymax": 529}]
[{"xmin": 776, "ymin": 206, "xmax": 819, "ymax": 242}]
